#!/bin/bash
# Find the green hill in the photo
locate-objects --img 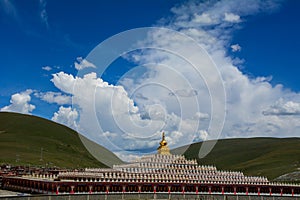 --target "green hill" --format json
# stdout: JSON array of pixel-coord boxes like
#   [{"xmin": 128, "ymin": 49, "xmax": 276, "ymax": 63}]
[
  {"xmin": 1, "ymin": 112, "xmax": 299, "ymax": 181},
  {"xmin": 0, "ymin": 112, "xmax": 123, "ymax": 168},
  {"xmin": 172, "ymin": 137, "xmax": 300, "ymax": 181}
]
